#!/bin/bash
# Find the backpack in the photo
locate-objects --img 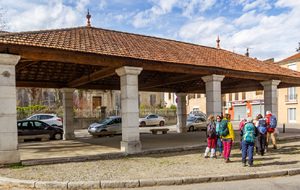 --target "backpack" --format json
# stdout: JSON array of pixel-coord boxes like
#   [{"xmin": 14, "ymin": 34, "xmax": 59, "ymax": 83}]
[
  {"xmin": 207, "ymin": 121, "xmax": 216, "ymax": 138},
  {"xmin": 243, "ymin": 123, "xmax": 256, "ymax": 143},
  {"xmin": 258, "ymin": 119, "xmax": 267, "ymax": 134},
  {"xmin": 268, "ymin": 115, "xmax": 277, "ymax": 129},
  {"xmin": 219, "ymin": 120, "xmax": 229, "ymax": 137}
]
